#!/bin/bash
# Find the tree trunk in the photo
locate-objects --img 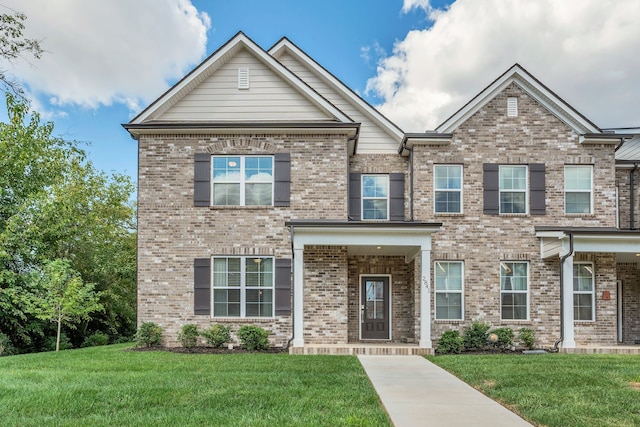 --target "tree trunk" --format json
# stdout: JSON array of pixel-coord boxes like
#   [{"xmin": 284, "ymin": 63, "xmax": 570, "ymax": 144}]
[{"xmin": 56, "ymin": 315, "xmax": 62, "ymax": 352}]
